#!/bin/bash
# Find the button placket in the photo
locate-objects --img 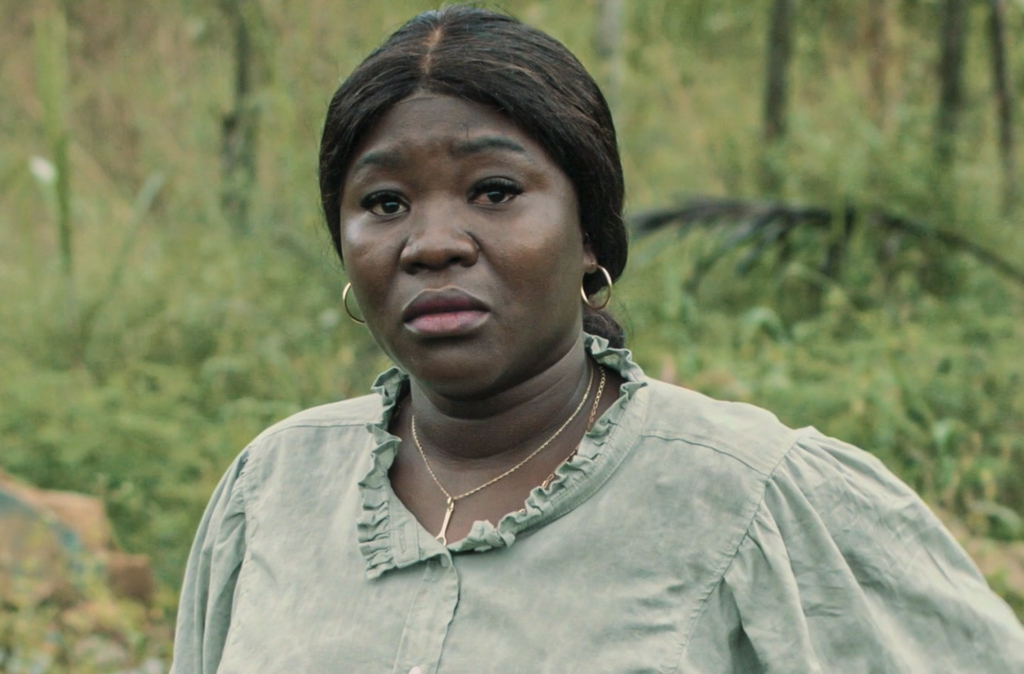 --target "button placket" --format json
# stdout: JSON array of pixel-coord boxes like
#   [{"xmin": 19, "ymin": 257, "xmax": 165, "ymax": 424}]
[{"xmin": 389, "ymin": 556, "xmax": 460, "ymax": 674}]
